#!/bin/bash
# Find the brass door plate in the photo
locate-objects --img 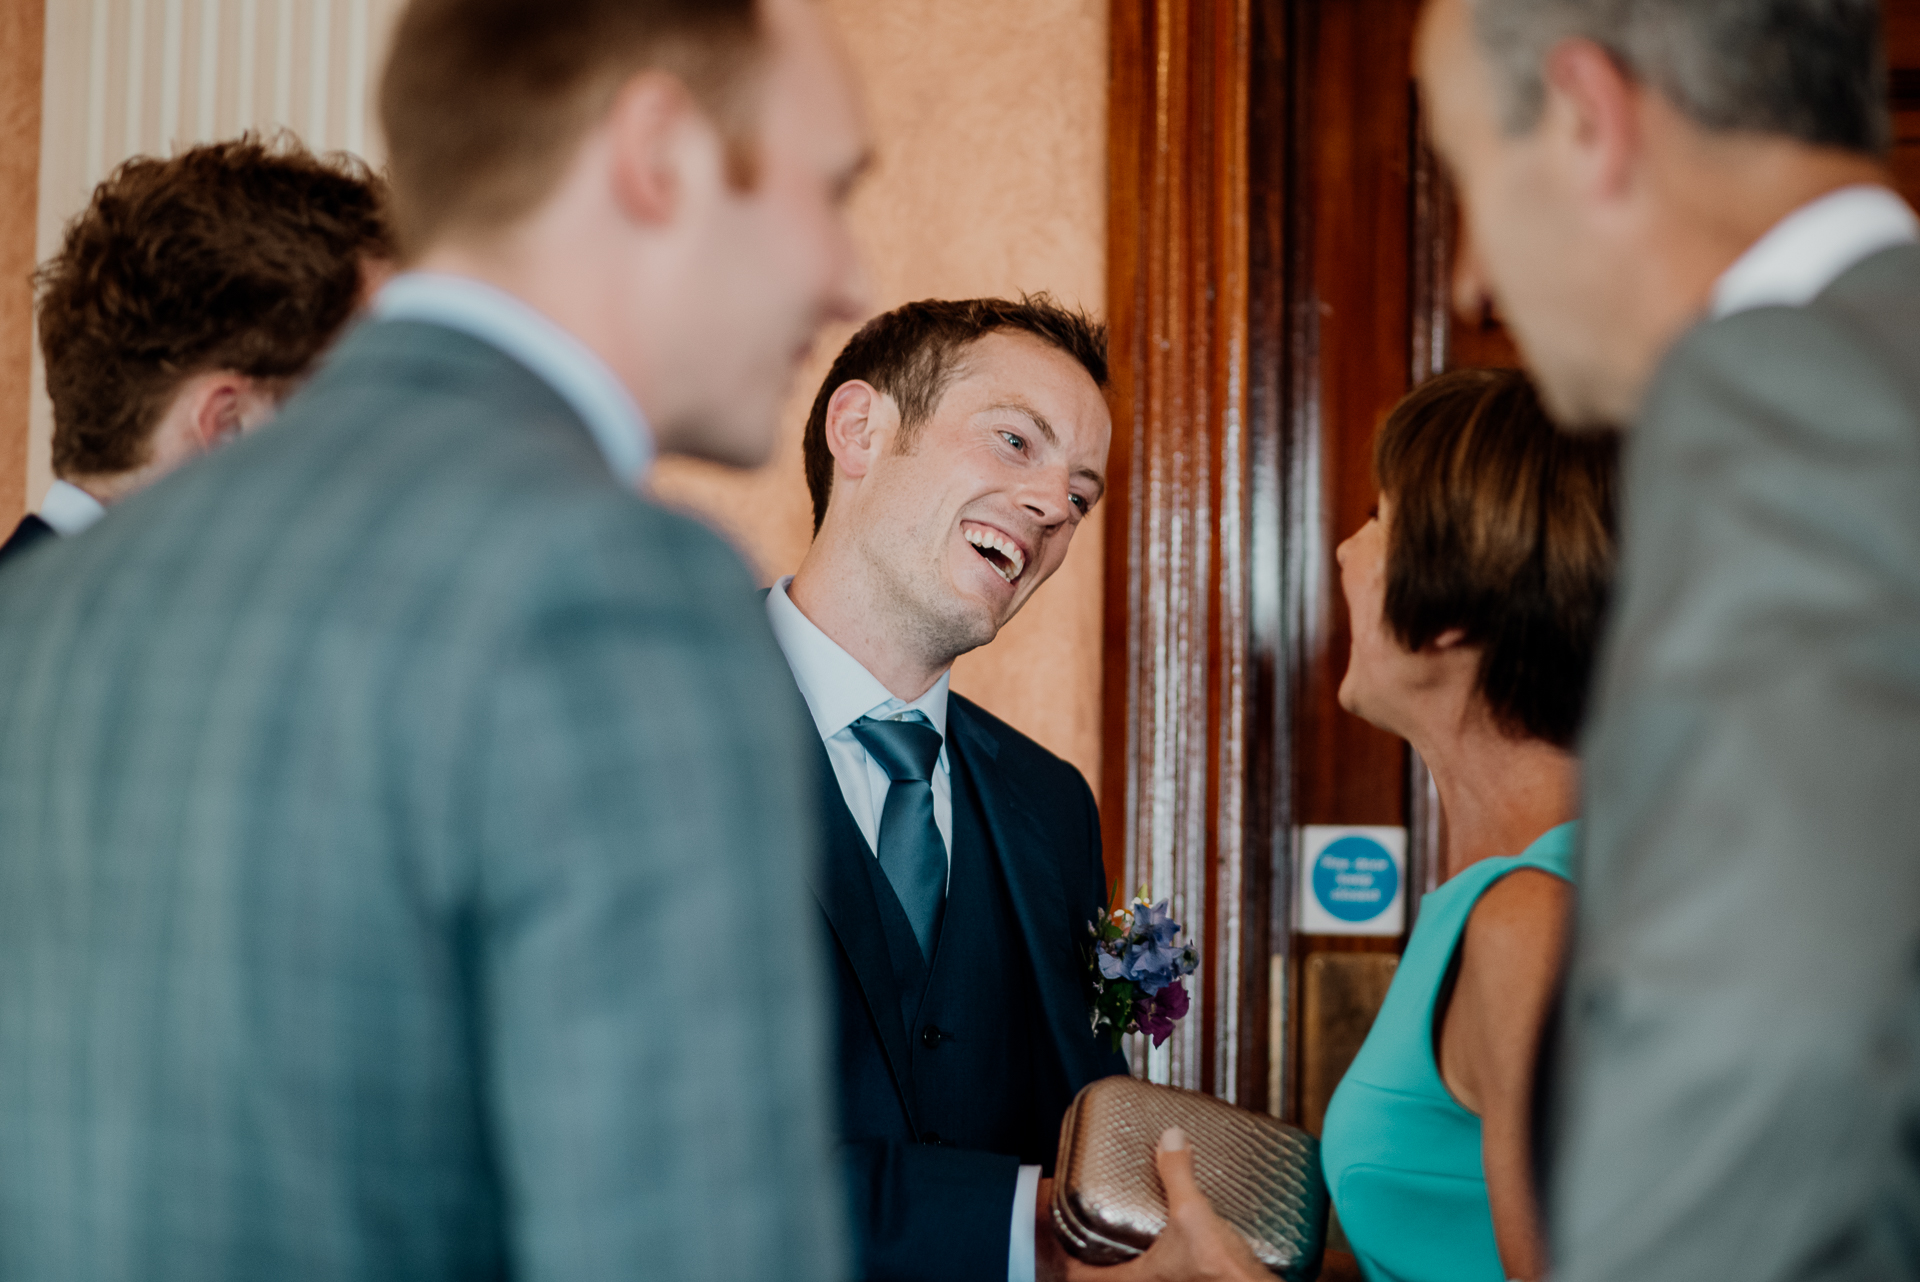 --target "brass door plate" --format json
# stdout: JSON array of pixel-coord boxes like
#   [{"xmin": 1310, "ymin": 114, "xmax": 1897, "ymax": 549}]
[{"xmin": 1300, "ymin": 953, "xmax": 1399, "ymax": 1136}]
